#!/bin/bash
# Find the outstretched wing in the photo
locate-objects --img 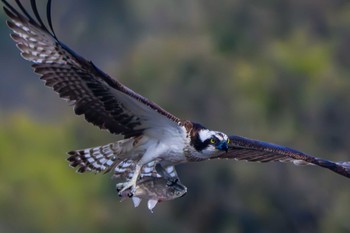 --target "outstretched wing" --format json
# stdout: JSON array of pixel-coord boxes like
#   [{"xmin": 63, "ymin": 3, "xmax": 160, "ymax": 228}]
[
  {"xmin": 212, "ymin": 135, "xmax": 350, "ymax": 178},
  {"xmin": 2, "ymin": 0, "xmax": 183, "ymax": 138}
]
